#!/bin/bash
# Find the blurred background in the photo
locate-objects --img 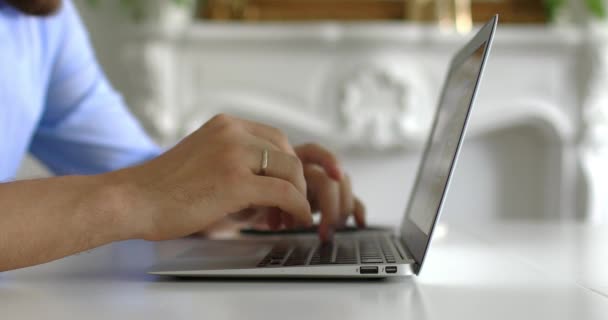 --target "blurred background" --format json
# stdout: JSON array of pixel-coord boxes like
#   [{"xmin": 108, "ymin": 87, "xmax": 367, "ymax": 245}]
[{"xmin": 18, "ymin": 0, "xmax": 608, "ymax": 228}]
